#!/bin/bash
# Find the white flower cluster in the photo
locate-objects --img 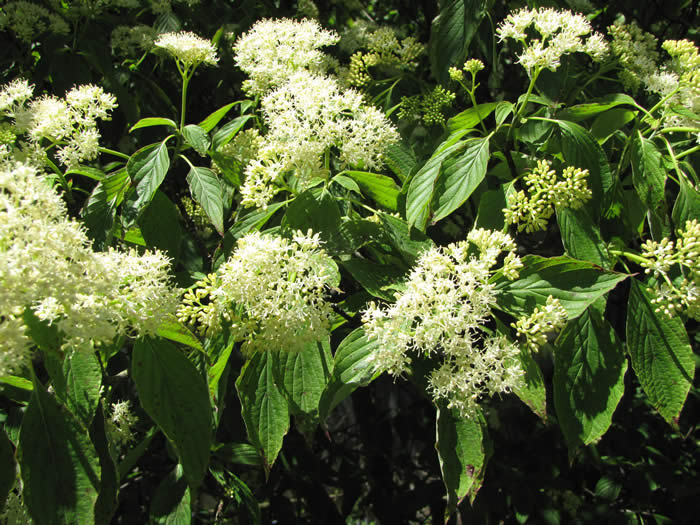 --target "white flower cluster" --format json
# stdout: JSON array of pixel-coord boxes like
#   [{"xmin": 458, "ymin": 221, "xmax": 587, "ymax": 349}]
[
  {"xmin": 504, "ymin": 159, "xmax": 592, "ymax": 233},
  {"xmin": 0, "ymin": 1, "xmax": 69, "ymax": 42},
  {"xmin": 0, "ymin": 163, "xmax": 180, "ymax": 376},
  {"xmin": 111, "ymin": 25, "xmax": 157, "ymax": 57},
  {"xmin": 177, "ymin": 230, "xmax": 340, "ymax": 354},
  {"xmin": 497, "ymin": 7, "xmax": 608, "ymax": 76},
  {"xmin": 106, "ymin": 400, "xmax": 138, "ymax": 448},
  {"xmin": 233, "ymin": 19, "xmax": 399, "ymax": 208},
  {"xmin": 609, "ymin": 24, "xmax": 700, "ymax": 127},
  {"xmin": 362, "ymin": 229, "xmax": 525, "ymax": 418},
  {"xmin": 640, "ymin": 219, "xmax": 700, "ymax": 320},
  {"xmin": 154, "ymin": 31, "xmax": 218, "ymax": 69},
  {"xmin": 0, "ymin": 79, "xmax": 117, "ymax": 169},
  {"xmin": 233, "ymin": 18, "xmax": 339, "ymax": 96}
]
